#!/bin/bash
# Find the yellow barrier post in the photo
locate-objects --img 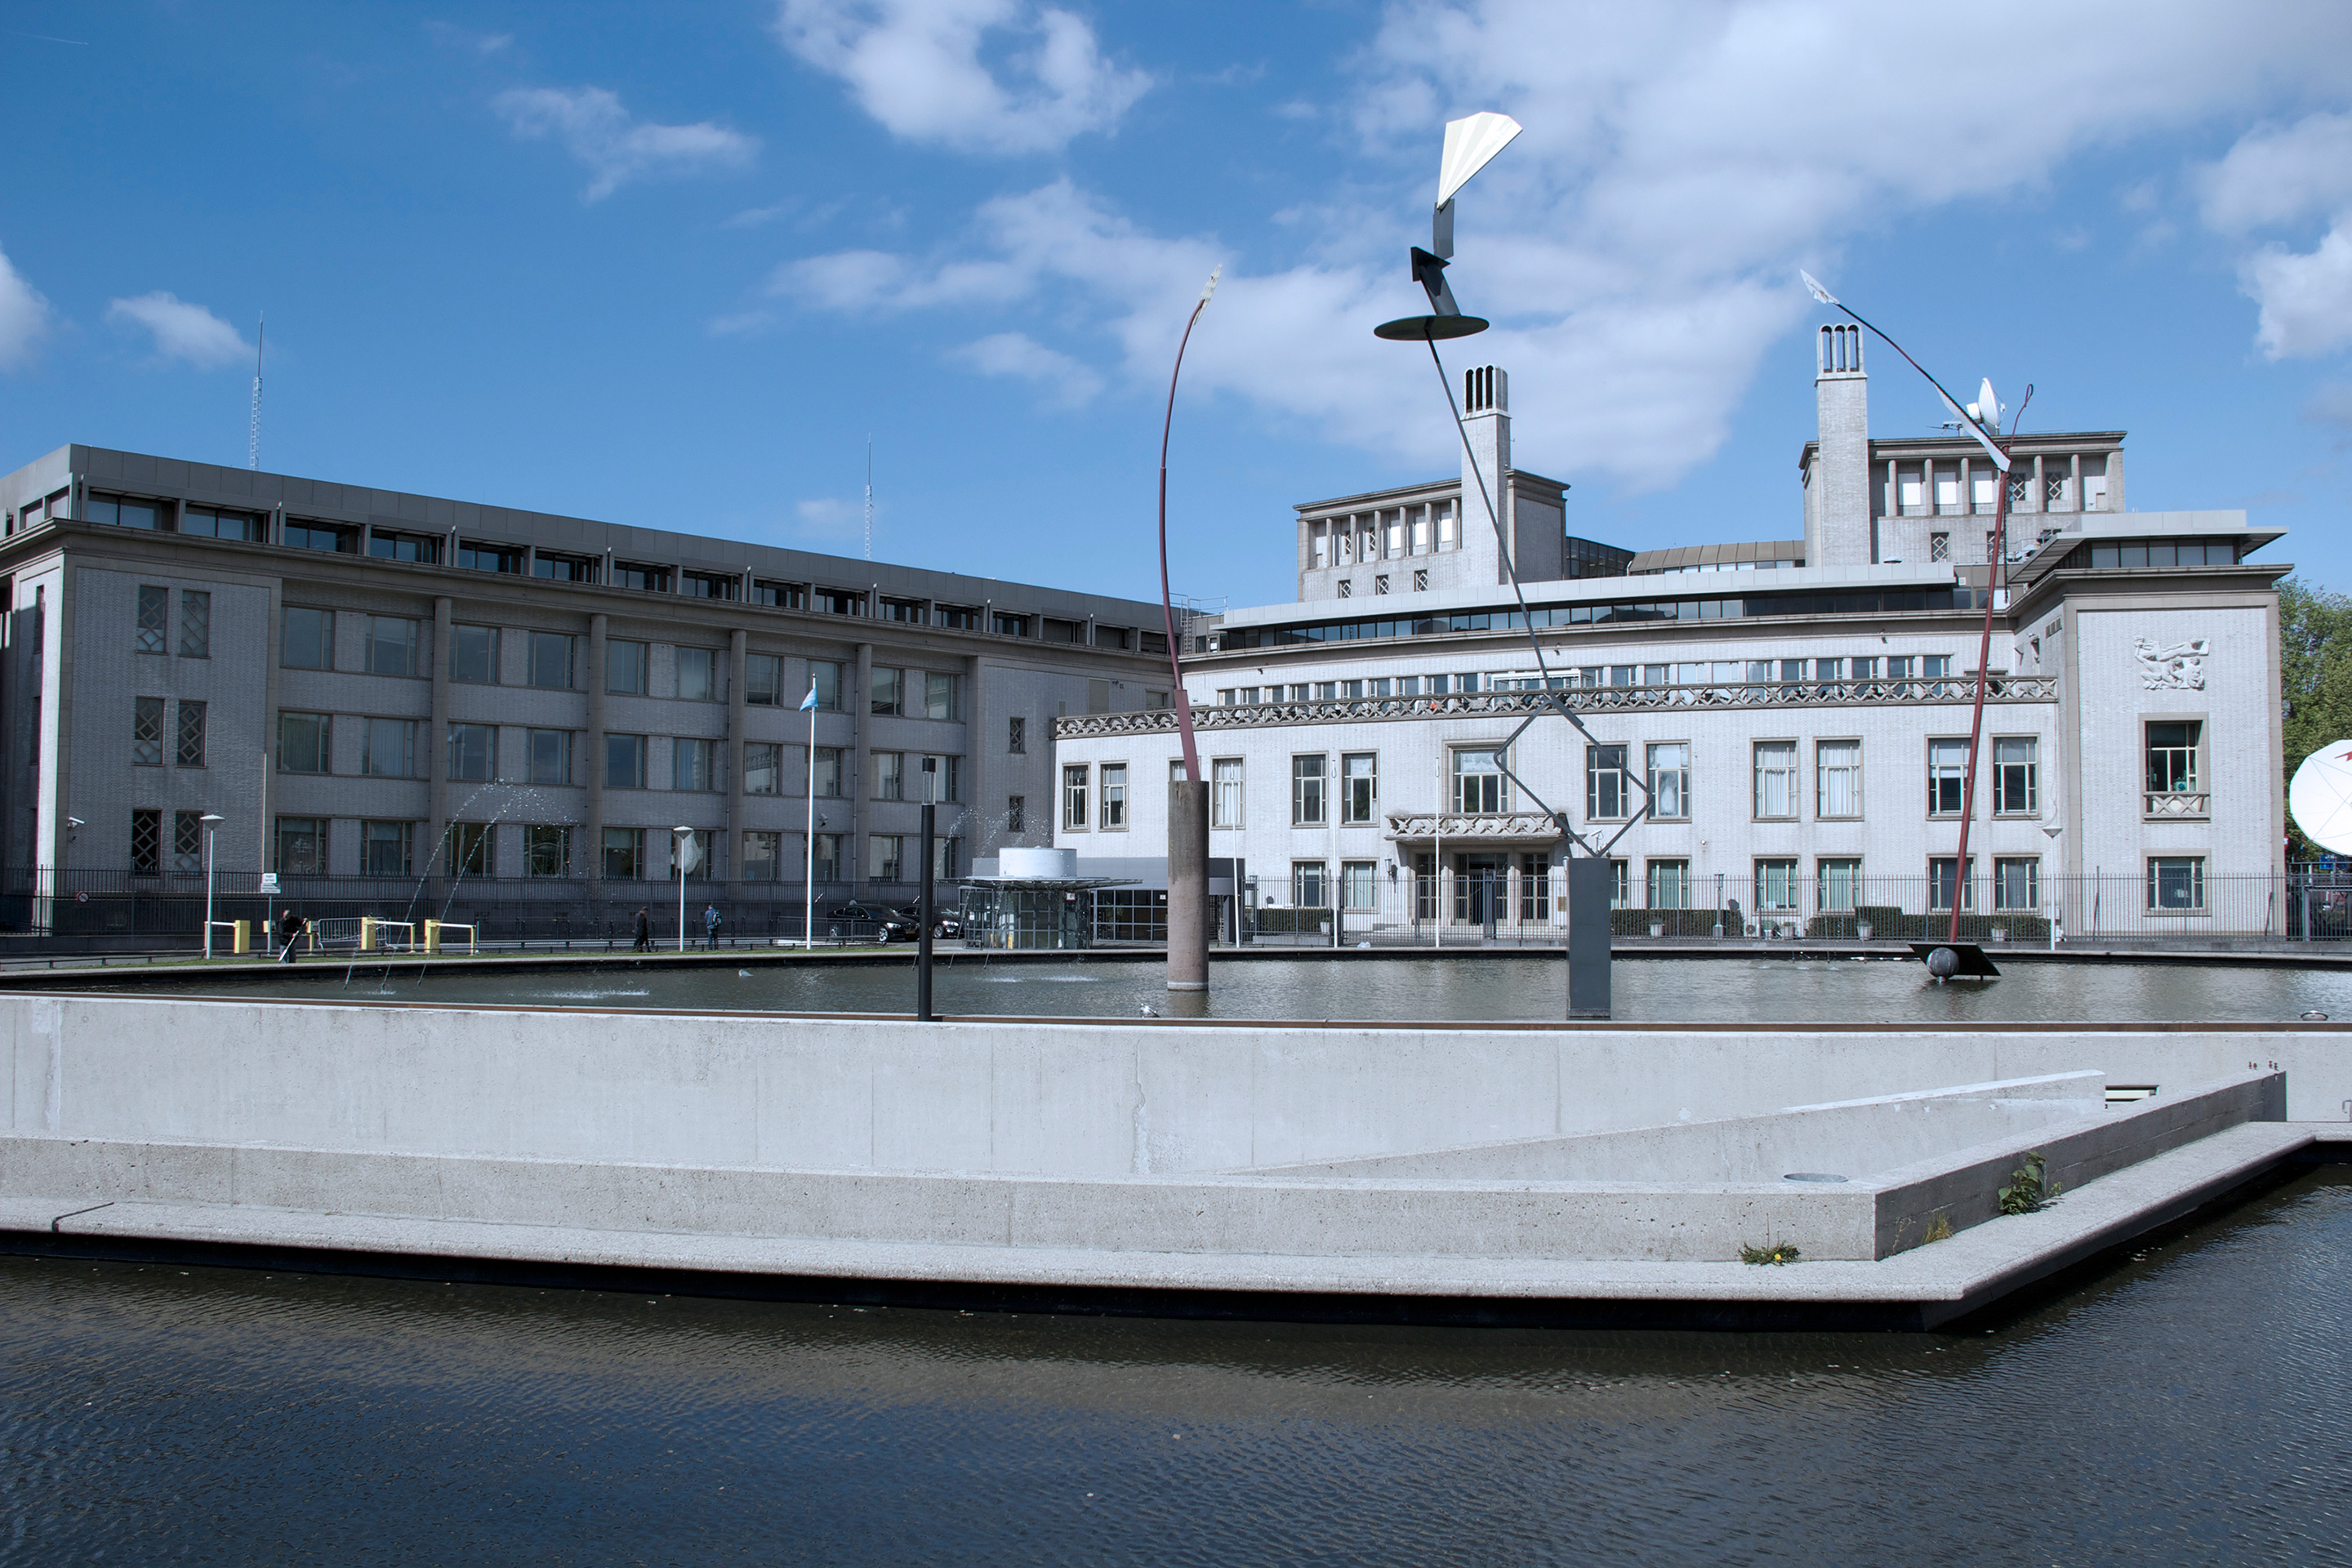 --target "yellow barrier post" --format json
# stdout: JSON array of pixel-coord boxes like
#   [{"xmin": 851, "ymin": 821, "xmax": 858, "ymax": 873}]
[
  {"xmin": 424, "ymin": 919, "xmax": 441, "ymax": 954},
  {"xmin": 232, "ymin": 920, "xmax": 251, "ymax": 956},
  {"xmin": 360, "ymin": 916, "xmax": 377, "ymax": 952}
]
